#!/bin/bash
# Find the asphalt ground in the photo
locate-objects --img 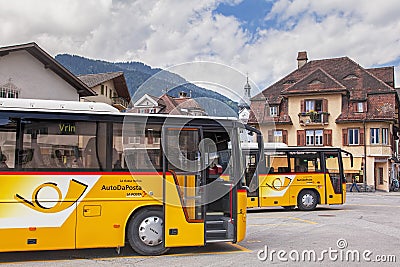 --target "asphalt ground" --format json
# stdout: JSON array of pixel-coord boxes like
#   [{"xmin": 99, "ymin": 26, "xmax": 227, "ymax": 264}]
[{"xmin": 1, "ymin": 192, "xmax": 400, "ymax": 266}]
